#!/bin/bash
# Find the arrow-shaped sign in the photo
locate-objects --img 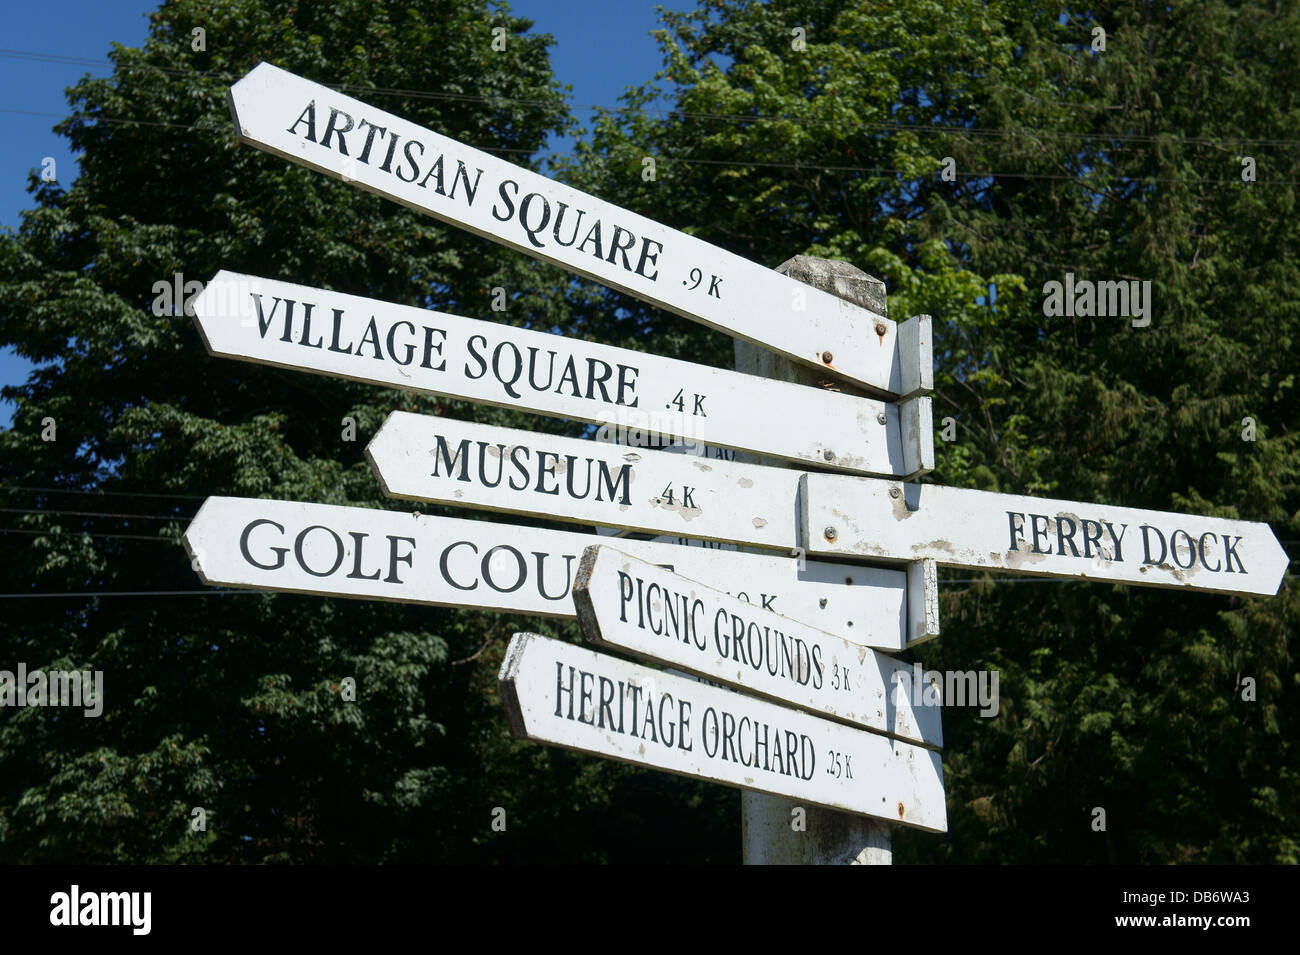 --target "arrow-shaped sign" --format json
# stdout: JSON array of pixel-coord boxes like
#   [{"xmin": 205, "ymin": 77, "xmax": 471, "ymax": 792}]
[
  {"xmin": 803, "ymin": 474, "xmax": 1290, "ymax": 597},
  {"xmin": 192, "ymin": 271, "xmax": 930, "ymax": 478},
  {"xmin": 364, "ymin": 409, "xmax": 1287, "ymax": 597},
  {"xmin": 573, "ymin": 546, "xmax": 942, "ymax": 748},
  {"xmin": 227, "ymin": 62, "xmax": 931, "ymax": 398},
  {"xmin": 499, "ymin": 632, "xmax": 946, "ymax": 832},
  {"xmin": 366, "ymin": 411, "xmax": 802, "ymax": 549},
  {"xmin": 183, "ymin": 496, "xmax": 912, "ymax": 650}
]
